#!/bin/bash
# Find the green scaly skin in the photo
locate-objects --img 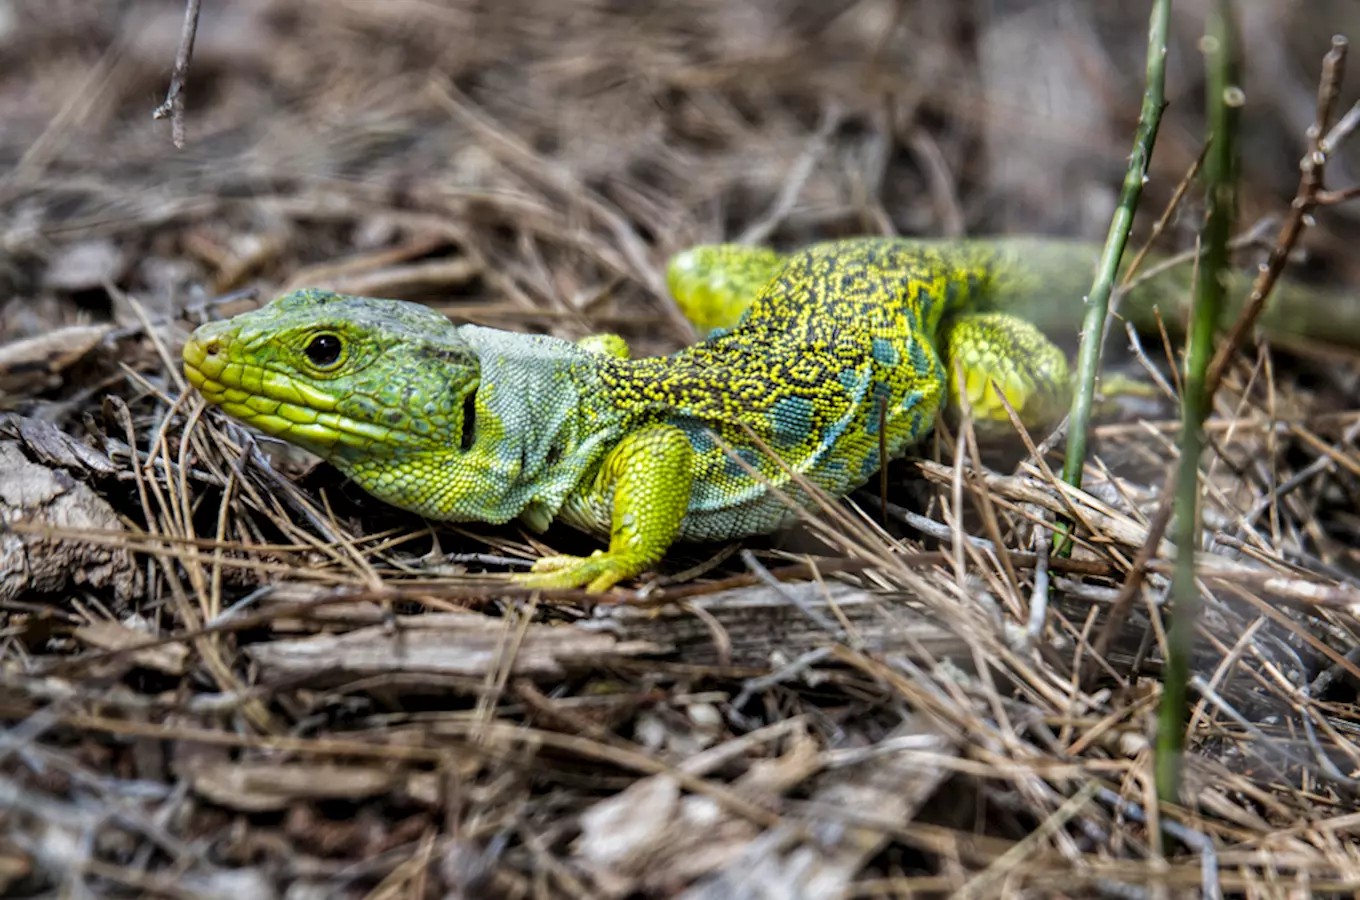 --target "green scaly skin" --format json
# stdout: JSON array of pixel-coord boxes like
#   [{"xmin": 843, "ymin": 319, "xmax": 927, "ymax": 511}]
[{"xmin": 182, "ymin": 236, "xmax": 1360, "ymax": 592}]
